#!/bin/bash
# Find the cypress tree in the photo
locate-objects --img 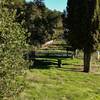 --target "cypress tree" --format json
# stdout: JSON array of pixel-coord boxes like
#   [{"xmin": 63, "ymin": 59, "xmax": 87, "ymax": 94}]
[{"xmin": 65, "ymin": 0, "xmax": 100, "ymax": 72}]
